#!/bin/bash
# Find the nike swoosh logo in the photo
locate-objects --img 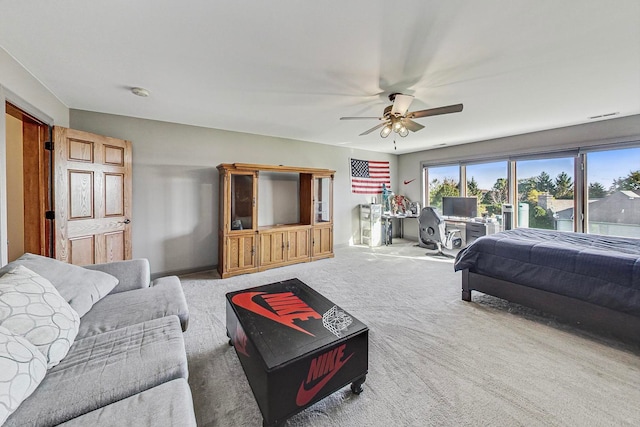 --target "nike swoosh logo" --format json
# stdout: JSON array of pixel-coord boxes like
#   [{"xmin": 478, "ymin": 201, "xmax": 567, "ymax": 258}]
[
  {"xmin": 232, "ymin": 292, "xmax": 314, "ymax": 336},
  {"xmin": 295, "ymin": 352, "xmax": 353, "ymax": 406},
  {"xmin": 403, "ymin": 178, "xmax": 416, "ymax": 185}
]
